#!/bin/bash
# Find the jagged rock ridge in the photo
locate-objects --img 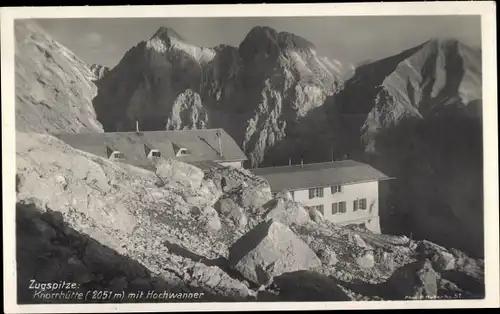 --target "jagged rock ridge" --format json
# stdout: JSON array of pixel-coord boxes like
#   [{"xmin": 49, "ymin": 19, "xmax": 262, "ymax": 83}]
[
  {"xmin": 92, "ymin": 25, "xmax": 349, "ymax": 166},
  {"xmin": 89, "ymin": 64, "xmax": 110, "ymax": 80},
  {"xmin": 330, "ymin": 38, "xmax": 481, "ymax": 154},
  {"xmin": 15, "ymin": 20, "xmax": 104, "ymax": 133}
]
